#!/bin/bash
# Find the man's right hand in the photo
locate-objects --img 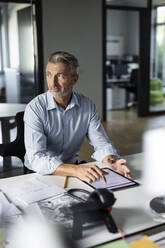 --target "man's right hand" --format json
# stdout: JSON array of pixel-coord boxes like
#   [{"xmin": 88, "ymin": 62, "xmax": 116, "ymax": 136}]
[
  {"xmin": 75, "ymin": 164, "xmax": 106, "ymax": 184},
  {"xmin": 53, "ymin": 163, "xmax": 106, "ymax": 184}
]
